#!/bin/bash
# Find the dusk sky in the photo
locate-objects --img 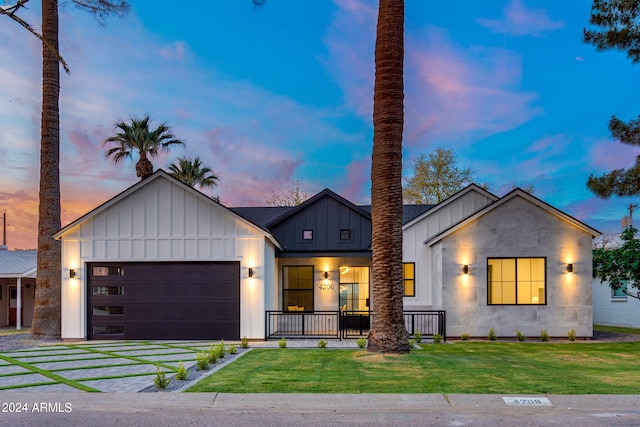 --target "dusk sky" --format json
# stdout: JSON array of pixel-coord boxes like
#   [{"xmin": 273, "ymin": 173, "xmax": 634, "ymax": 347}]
[{"xmin": 1, "ymin": 0, "xmax": 639, "ymax": 249}]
